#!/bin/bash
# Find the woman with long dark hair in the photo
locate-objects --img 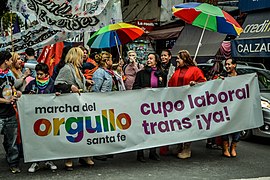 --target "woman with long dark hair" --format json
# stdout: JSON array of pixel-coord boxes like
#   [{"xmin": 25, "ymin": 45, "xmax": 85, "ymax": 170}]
[
  {"xmin": 168, "ymin": 50, "xmax": 206, "ymax": 159},
  {"xmin": 133, "ymin": 53, "xmax": 166, "ymax": 162},
  {"xmin": 51, "ymin": 46, "xmax": 72, "ymax": 80}
]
